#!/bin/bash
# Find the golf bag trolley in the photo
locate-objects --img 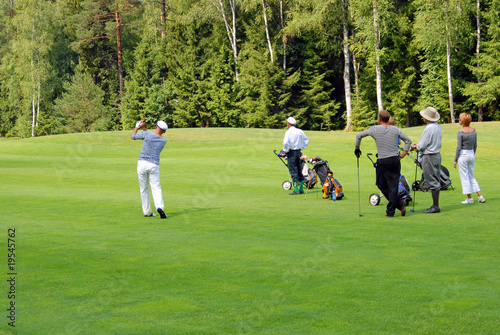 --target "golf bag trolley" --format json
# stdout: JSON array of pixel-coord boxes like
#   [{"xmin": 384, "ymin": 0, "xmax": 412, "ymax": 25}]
[
  {"xmin": 366, "ymin": 153, "xmax": 412, "ymax": 206},
  {"xmin": 309, "ymin": 156, "xmax": 344, "ymax": 200},
  {"xmin": 273, "ymin": 150, "xmax": 317, "ymax": 190},
  {"xmin": 405, "ymin": 150, "xmax": 453, "ymax": 192}
]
